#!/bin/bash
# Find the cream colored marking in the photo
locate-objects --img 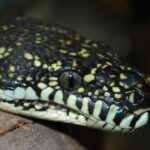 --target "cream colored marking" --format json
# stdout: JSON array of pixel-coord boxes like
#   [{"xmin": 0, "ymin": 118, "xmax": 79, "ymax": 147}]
[
  {"xmin": 54, "ymin": 86, "xmax": 60, "ymax": 90},
  {"xmin": 4, "ymin": 90, "xmax": 14, "ymax": 101},
  {"xmin": 78, "ymin": 87, "xmax": 85, "ymax": 93},
  {"xmin": 67, "ymin": 95, "xmax": 78, "ymax": 110},
  {"xmin": 106, "ymin": 61, "xmax": 112, "ymax": 66},
  {"xmin": 49, "ymin": 81, "xmax": 58, "ymax": 87},
  {"xmin": 57, "ymin": 61, "xmax": 62, "ymax": 66},
  {"xmin": 127, "ymin": 67, "xmax": 131, "ymax": 70},
  {"xmin": 114, "ymin": 93, "xmax": 122, "ymax": 99},
  {"xmin": 16, "ymin": 42, "xmax": 22, "ymax": 46},
  {"xmin": 8, "ymin": 73, "xmax": 14, "ymax": 78},
  {"xmin": 106, "ymin": 105, "xmax": 119, "ymax": 125},
  {"xmin": 24, "ymin": 52, "xmax": 33, "ymax": 60},
  {"xmin": 97, "ymin": 64, "xmax": 102, "ymax": 68},
  {"xmin": 93, "ymin": 100, "xmax": 102, "ymax": 118},
  {"xmin": 119, "ymin": 82, "xmax": 124, "ymax": 86},
  {"xmin": 103, "ymin": 86, "xmax": 108, "ymax": 91},
  {"xmin": 84, "ymin": 74, "xmax": 95, "ymax": 83},
  {"xmin": 78, "ymin": 48, "xmax": 87, "ymax": 54},
  {"xmin": 120, "ymin": 73, "xmax": 127, "ymax": 80},
  {"xmin": 104, "ymin": 92, "xmax": 110, "ymax": 97},
  {"xmin": 35, "ymin": 41, "xmax": 42, "ymax": 44},
  {"xmin": 25, "ymin": 87, "xmax": 39, "ymax": 100},
  {"xmin": 51, "ymin": 63, "xmax": 57, "ymax": 68},
  {"xmin": 94, "ymin": 90, "xmax": 99, "ymax": 96},
  {"xmin": 43, "ymin": 64, "xmax": 48, "ymax": 69},
  {"xmin": 54, "ymin": 66, "xmax": 61, "ymax": 71},
  {"xmin": 102, "ymin": 65, "xmax": 108, "ymax": 69},
  {"xmin": 137, "ymin": 83, "xmax": 143, "ymax": 88},
  {"xmin": 9, "ymin": 66, "xmax": 15, "ymax": 72},
  {"xmin": 34, "ymin": 60, "xmax": 41, "ymax": 67},
  {"xmin": 14, "ymin": 87, "xmax": 25, "ymax": 99},
  {"xmin": 41, "ymin": 87, "xmax": 54, "ymax": 101},
  {"xmin": 38, "ymin": 82, "xmax": 47, "ymax": 89},
  {"xmin": 109, "ymin": 82, "xmax": 115, "ymax": 87},
  {"xmin": 129, "ymin": 93, "xmax": 134, "ymax": 103},
  {"xmin": 69, "ymin": 52, "xmax": 77, "ymax": 56},
  {"xmin": 35, "ymin": 104, "xmax": 43, "ymax": 110},
  {"xmin": 119, "ymin": 114, "xmax": 134, "ymax": 128},
  {"xmin": 82, "ymin": 53, "xmax": 90, "ymax": 58},
  {"xmin": 88, "ymin": 92, "xmax": 92, "ymax": 96},
  {"xmin": 54, "ymin": 90, "xmax": 64, "ymax": 104},
  {"xmin": 26, "ymin": 76, "xmax": 32, "ymax": 81},
  {"xmin": 134, "ymin": 108, "xmax": 150, "ymax": 115},
  {"xmin": 124, "ymin": 85, "xmax": 129, "ymax": 89},
  {"xmin": 24, "ymin": 102, "xmax": 30, "ymax": 107},
  {"xmin": 0, "ymin": 47, "xmax": 5, "ymax": 54},
  {"xmin": 135, "ymin": 113, "xmax": 149, "ymax": 128},
  {"xmin": 97, "ymin": 53, "xmax": 104, "ymax": 58},
  {"xmin": 110, "ymin": 74, "xmax": 116, "ymax": 78},
  {"xmin": 59, "ymin": 49, "xmax": 67, "ymax": 54},
  {"xmin": 2, "ymin": 25, "xmax": 8, "ymax": 30},
  {"xmin": 7, "ymin": 47, "xmax": 13, "ymax": 52},
  {"xmin": 91, "ymin": 68, "xmax": 97, "ymax": 74},
  {"xmin": 17, "ymin": 75, "xmax": 23, "ymax": 81},
  {"xmin": 81, "ymin": 97, "xmax": 90, "ymax": 114},
  {"xmin": 49, "ymin": 77, "xmax": 58, "ymax": 81},
  {"xmin": 92, "ymin": 43, "xmax": 98, "ymax": 48},
  {"xmin": 4, "ymin": 52, "xmax": 10, "ymax": 57},
  {"xmin": 112, "ymin": 87, "xmax": 121, "ymax": 93},
  {"xmin": 34, "ymin": 55, "xmax": 40, "ymax": 60},
  {"xmin": 72, "ymin": 59, "xmax": 77, "ymax": 67}
]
